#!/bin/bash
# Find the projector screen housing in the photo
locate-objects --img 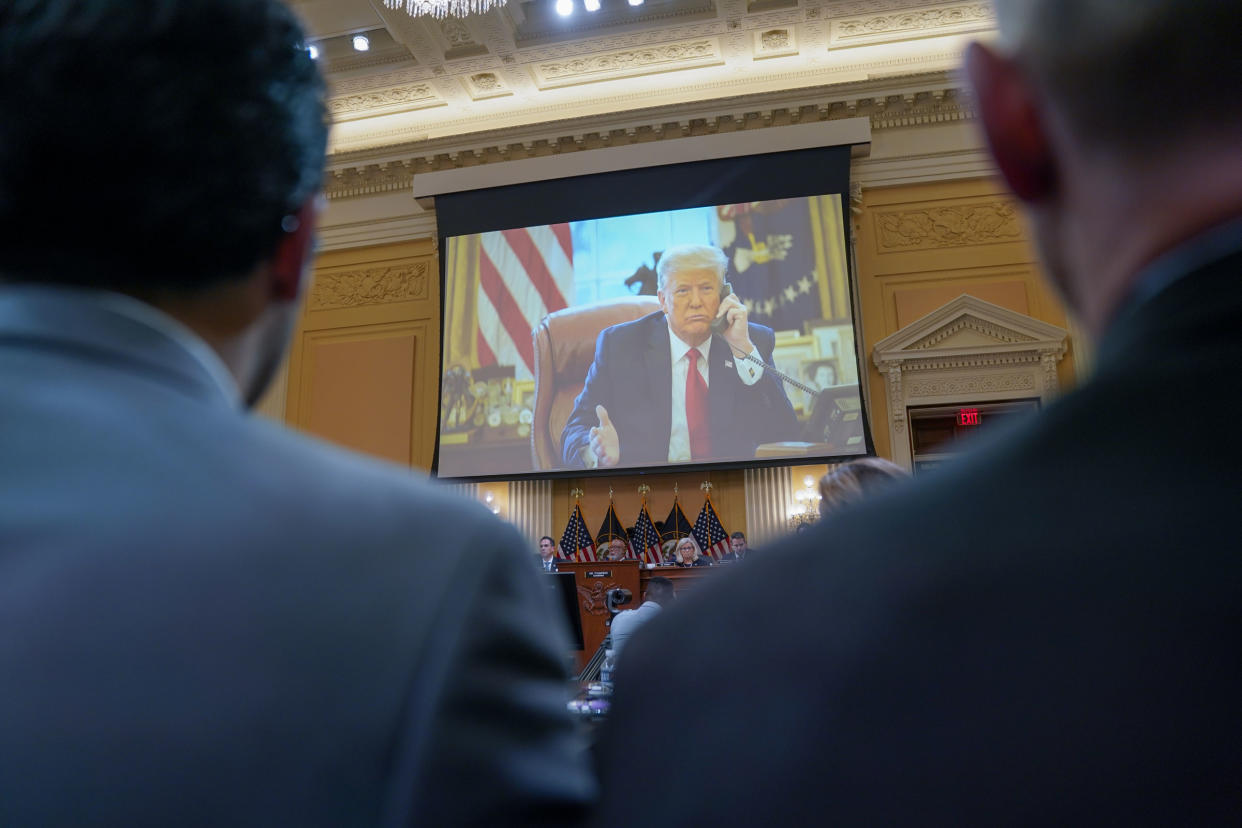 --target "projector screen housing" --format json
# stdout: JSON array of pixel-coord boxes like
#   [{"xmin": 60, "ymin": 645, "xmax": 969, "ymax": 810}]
[{"xmin": 431, "ymin": 125, "xmax": 872, "ymax": 481}]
